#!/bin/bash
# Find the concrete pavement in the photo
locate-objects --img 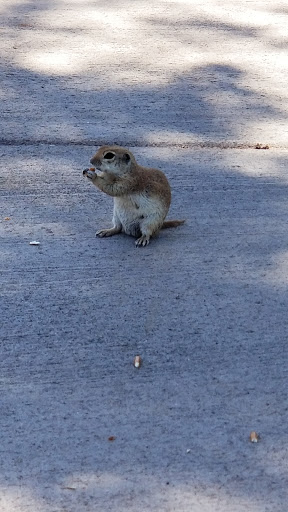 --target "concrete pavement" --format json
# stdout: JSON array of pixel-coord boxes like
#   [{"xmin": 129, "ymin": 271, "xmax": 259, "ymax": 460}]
[{"xmin": 1, "ymin": 1, "xmax": 288, "ymax": 511}]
